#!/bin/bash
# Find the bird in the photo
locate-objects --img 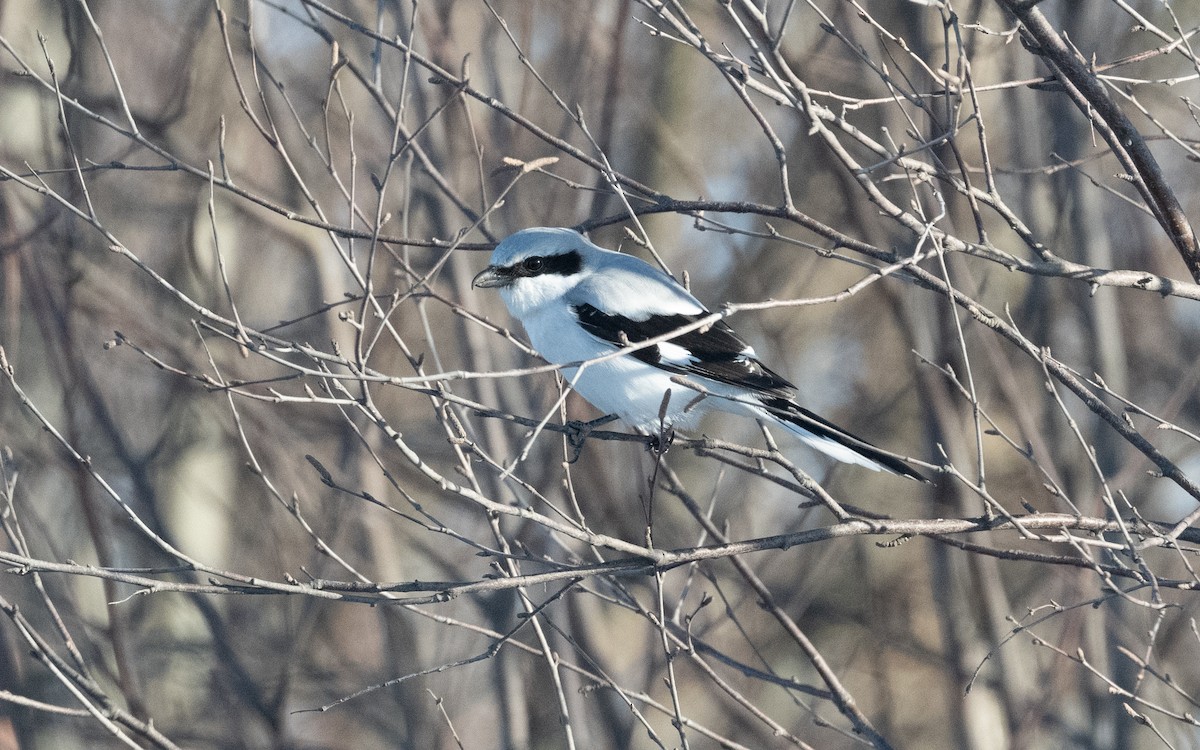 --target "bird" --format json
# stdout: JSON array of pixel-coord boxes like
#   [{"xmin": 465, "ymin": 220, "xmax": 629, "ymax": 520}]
[{"xmin": 472, "ymin": 227, "xmax": 926, "ymax": 481}]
